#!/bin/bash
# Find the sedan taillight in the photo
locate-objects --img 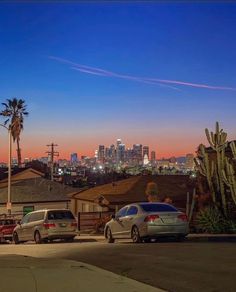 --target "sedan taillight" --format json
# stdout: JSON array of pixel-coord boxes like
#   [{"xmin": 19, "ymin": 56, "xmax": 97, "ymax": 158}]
[
  {"xmin": 144, "ymin": 215, "xmax": 159, "ymax": 222},
  {"xmin": 178, "ymin": 214, "xmax": 188, "ymax": 222}
]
